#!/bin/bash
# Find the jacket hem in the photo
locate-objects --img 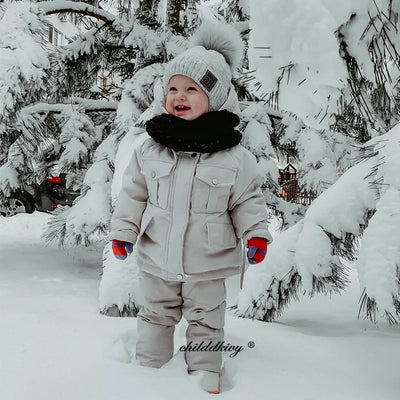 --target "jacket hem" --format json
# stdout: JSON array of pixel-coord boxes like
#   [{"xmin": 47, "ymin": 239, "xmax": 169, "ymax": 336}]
[{"xmin": 138, "ymin": 260, "xmax": 242, "ymax": 282}]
